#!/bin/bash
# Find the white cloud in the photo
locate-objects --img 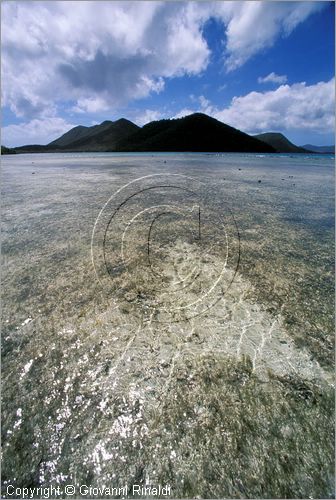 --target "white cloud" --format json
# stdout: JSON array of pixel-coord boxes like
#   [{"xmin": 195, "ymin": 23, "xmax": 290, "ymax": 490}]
[
  {"xmin": 173, "ymin": 108, "xmax": 198, "ymax": 119},
  {"xmin": 215, "ymin": 1, "xmax": 324, "ymax": 71},
  {"xmin": 174, "ymin": 95, "xmax": 214, "ymax": 117},
  {"xmin": 199, "ymin": 95, "xmax": 212, "ymax": 109},
  {"xmin": 214, "ymin": 79, "xmax": 335, "ymax": 134},
  {"xmin": 173, "ymin": 79, "xmax": 335, "ymax": 135},
  {"xmin": 1, "ymin": 1, "xmax": 325, "ymax": 122},
  {"xmin": 258, "ymin": 72, "xmax": 287, "ymax": 84},
  {"xmin": 1, "ymin": 1, "xmax": 209, "ymax": 120},
  {"xmin": 71, "ymin": 96, "xmax": 112, "ymax": 114},
  {"xmin": 135, "ymin": 109, "xmax": 166, "ymax": 125},
  {"xmin": 2, "ymin": 117, "xmax": 77, "ymax": 147},
  {"xmin": 173, "ymin": 95, "xmax": 214, "ymax": 119}
]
